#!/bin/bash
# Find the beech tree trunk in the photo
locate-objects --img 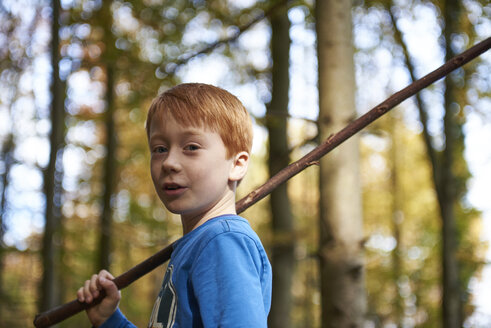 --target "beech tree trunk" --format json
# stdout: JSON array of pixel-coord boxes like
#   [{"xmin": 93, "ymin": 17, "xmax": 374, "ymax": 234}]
[
  {"xmin": 388, "ymin": 2, "xmax": 463, "ymax": 325},
  {"xmin": 99, "ymin": 63, "xmax": 117, "ymax": 271},
  {"xmin": 0, "ymin": 135, "xmax": 14, "ymax": 322},
  {"xmin": 267, "ymin": 4, "xmax": 294, "ymax": 328},
  {"xmin": 441, "ymin": 0, "xmax": 463, "ymax": 326},
  {"xmin": 389, "ymin": 114, "xmax": 403, "ymax": 327},
  {"xmin": 98, "ymin": 2, "xmax": 118, "ymax": 272},
  {"xmin": 41, "ymin": 0, "xmax": 65, "ymax": 312},
  {"xmin": 316, "ymin": 0, "xmax": 366, "ymax": 327}
]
